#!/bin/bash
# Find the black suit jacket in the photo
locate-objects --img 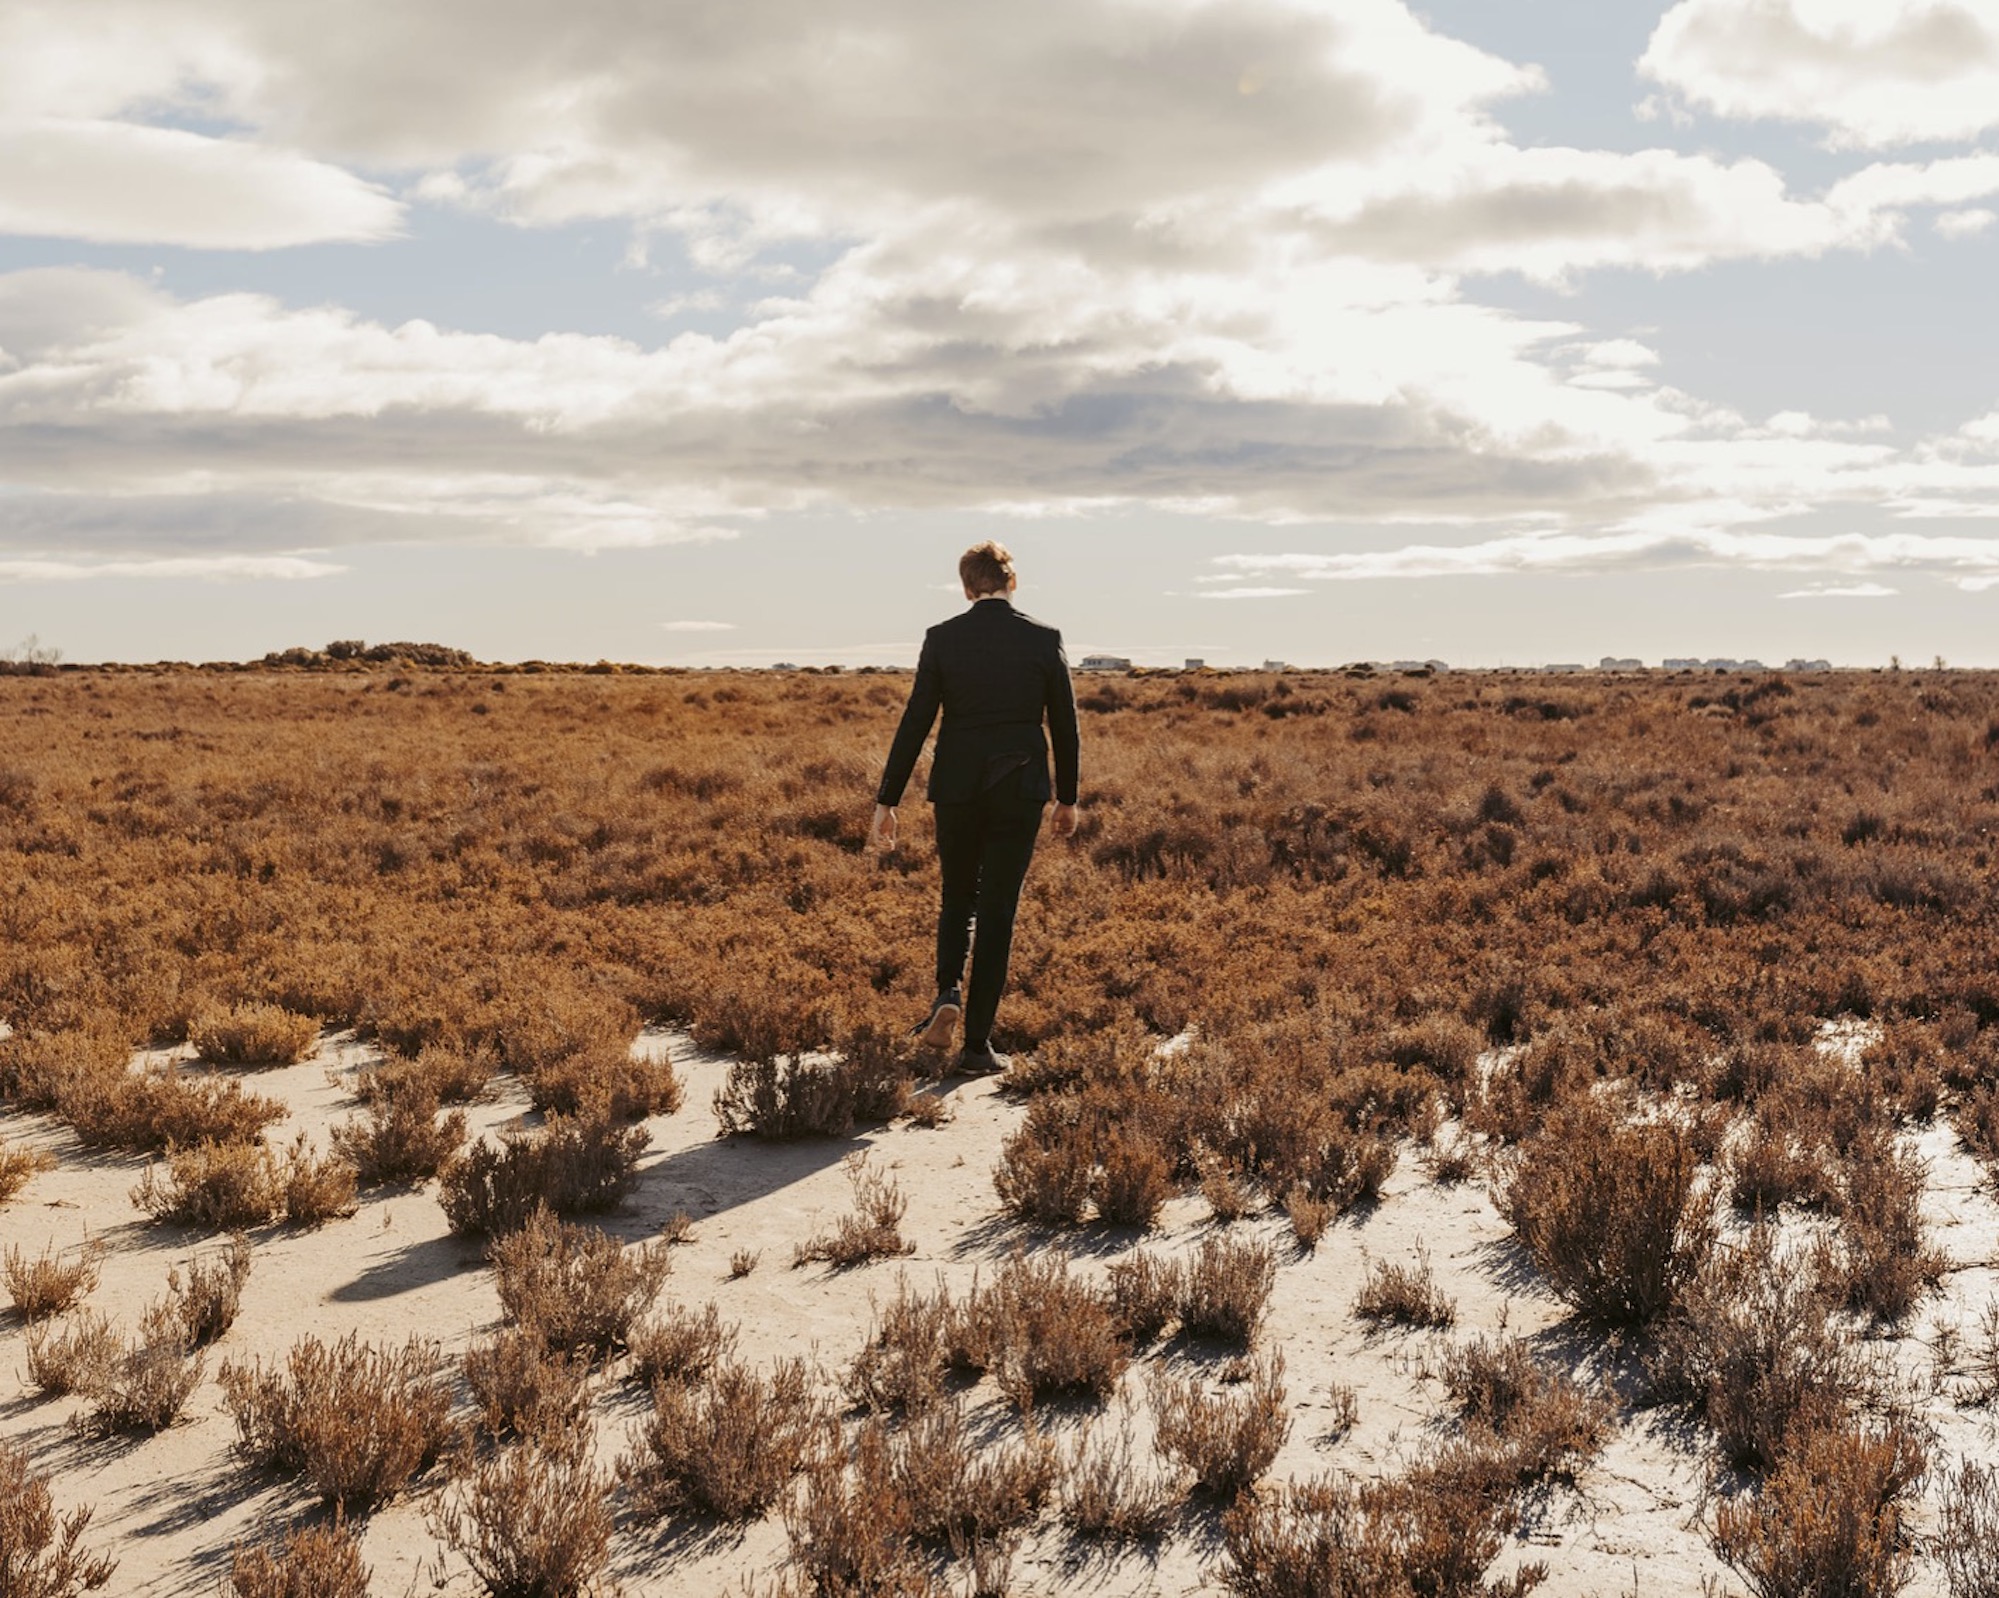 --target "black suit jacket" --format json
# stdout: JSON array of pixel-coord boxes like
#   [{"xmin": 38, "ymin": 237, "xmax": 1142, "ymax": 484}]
[{"xmin": 876, "ymin": 598, "xmax": 1080, "ymax": 808}]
